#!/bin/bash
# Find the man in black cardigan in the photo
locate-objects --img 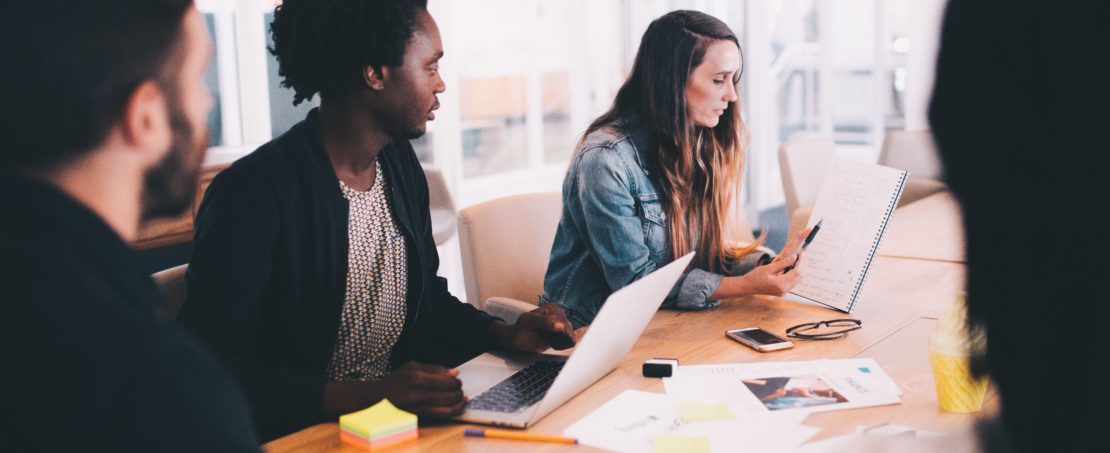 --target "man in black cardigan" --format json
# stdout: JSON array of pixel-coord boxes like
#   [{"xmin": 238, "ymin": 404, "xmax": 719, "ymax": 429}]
[{"xmin": 178, "ymin": 0, "xmax": 576, "ymax": 441}]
